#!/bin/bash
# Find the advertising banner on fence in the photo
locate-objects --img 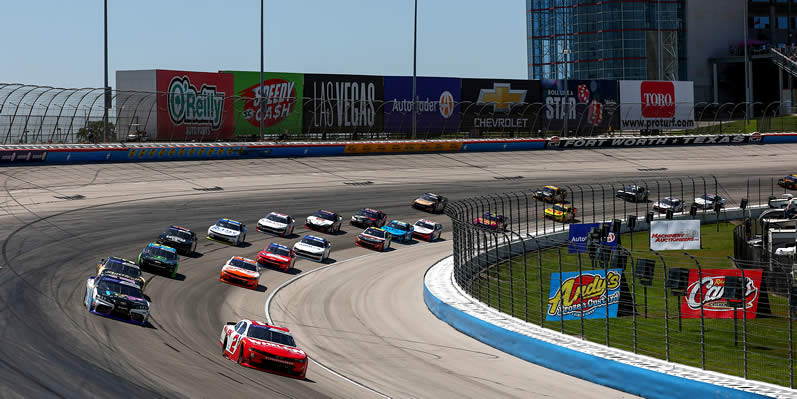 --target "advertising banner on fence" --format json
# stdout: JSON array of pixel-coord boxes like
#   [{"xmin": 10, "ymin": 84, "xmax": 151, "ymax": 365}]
[
  {"xmin": 303, "ymin": 74, "xmax": 384, "ymax": 133},
  {"xmin": 545, "ymin": 134, "xmax": 758, "ymax": 149},
  {"xmin": 542, "ymin": 79, "xmax": 618, "ymax": 134},
  {"xmin": 383, "ymin": 76, "xmax": 461, "ymax": 134},
  {"xmin": 155, "ymin": 70, "xmax": 235, "ymax": 141},
  {"xmin": 568, "ymin": 222, "xmax": 617, "ymax": 253},
  {"xmin": 547, "ymin": 269, "xmax": 623, "ymax": 321},
  {"xmin": 0, "ymin": 150, "xmax": 48, "ymax": 164},
  {"xmin": 619, "ymin": 80, "xmax": 694, "ymax": 130},
  {"xmin": 650, "ymin": 220, "xmax": 701, "ymax": 250},
  {"xmin": 681, "ymin": 269, "xmax": 763, "ymax": 319},
  {"xmin": 223, "ymin": 71, "xmax": 303, "ymax": 136},
  {"xmin": 343, "ymin": 141, "xmax": 462, "ymax": 154},
  {"xmin": 460, "ymin": 79, "xmax": 540, "ymax": 132}
]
